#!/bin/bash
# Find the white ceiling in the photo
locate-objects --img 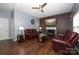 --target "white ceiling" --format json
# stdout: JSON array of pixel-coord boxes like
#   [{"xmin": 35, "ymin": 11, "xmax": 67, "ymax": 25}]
[{"xmin": 0, "ymin": 3, "xmax": 74, "ymax": 18}]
